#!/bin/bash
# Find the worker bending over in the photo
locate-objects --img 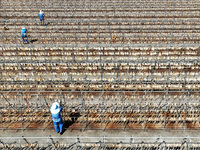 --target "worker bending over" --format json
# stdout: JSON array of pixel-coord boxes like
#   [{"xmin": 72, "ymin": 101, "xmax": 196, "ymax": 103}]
[
  {"xmin": 38, "ymin": 10, "xmax": 45, "ymax": 25},
  {"xmin": 21, "ymin": 27, "xmax": 28, "ymax": 44},
  {"xmin": 50, "ymin": 100, "xmax": 63, "ymax": 134}
]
